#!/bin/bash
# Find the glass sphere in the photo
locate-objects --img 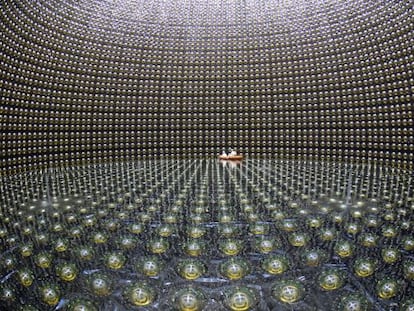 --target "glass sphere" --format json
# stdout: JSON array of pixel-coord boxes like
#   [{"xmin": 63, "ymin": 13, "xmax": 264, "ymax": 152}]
[
  {"xmin": 301, "ymin": 249, "xmax": 325, "ymax": 267},
  {"xmin": 381, "ymin": 248, "xmax": 400, "ymax": 264},
  {"xmin": 400, "ymin": 298, "xmax": 414, "ymax": 311},
  {"xmin": 218, "ymin": 224, "xmax": 240, "ymax": 238},
  {"xmin": 218, "ymin": 213, "xmax": 234, "ymax": 223},
  {"xmin": 0, "ymin": 228, "xmax": 7, "ymax": 238},
  {"xmin": 1, "ymin": 255, "xmax": 17, "ymax": 272},
  {"xmin": 39, "ymin": 284, "xmax": 60, "ymax": 306},
  {"xmin": 92, "ymin": 232, "xmax": 108, "ymax": 244},
  {"xmin": 346, "ymin": 223, "xmax": 360, "ymax": 235},
  {"xmin": 129, "ymin": 223, "xmax": 144, "ymax": 234},
  {"xmin": 402, "ymin": 236, "xmax": 414, "ymax": 251},
  {"xmin": 0, "ymin": 285, "xmax": 15, "ymax": 303},
  {"xmin": 278, "ymin": 218, "xmax": 298, "ymax": 232},
  {"xmin": 307, "ymin": 216, "xmax": 323, "ymax": 229},
  {"xmin": 56, "ymin": 262, "xmax": 78, "ymax": 282},
  {"xmin": 318, "ymin": 268, "xmax": 345, "ymax": 291},
  {"xmin": 262, "ymin": 254, "xmax": 289, "ymax": 274},
  {"xmin": 177, "ymin": 259, "xmax": 206, "ymax": 280},
  {"xmin": 271, "ymin": 279, "xmax": 304, "ymax": 304},
  {"xmin": 364, "ymin": 216, "xmax": 380, "ymax": 228},
  {"xmin": 136, "ymin": 256, "xmax": 164, "ymax": 277},
  {"xmin": 353, "ymin": 258, "xmax": 376, "ymax": 278},
  {"xmin": 219, "ymin": 258, "xmax": 251, "ymax": 280},
  {"xmin": 54, "ymin": 238, "xmax": 70, "ymax": 253},
  {"xmin": 172, "ymin": 287, "xmax": 206, "ymax": 311},
  {"xmin": 105, "ymin": 252, "xmax": 126, "ymax": 270},
  {"xmin": 75, "ymin": 246, "xmax": 95, "ymax": 261},
  {"xmin": 338, "ymin": 293, "xmax": 370, "ymax": 311},
  {"xmin": 69, "ymin": 226, "xmax": 83, "ymax": 239},
  {"xmin": 376, "ymin": 278, "xmax": 399, "ymax": 299},
  {"xmin": 223, "ymin": 286, "xmax": 258, "ymax": 311},
  {"xmin": 123, "ymin": 282, "xmax": 156, "ymax": 306},
  {"xmin": 88, "ymin": 273, "xmax": 113, "ymax": 297},
  {"xmin": 334, "ymin": 240, "xmax": 354, "ymax": 258},
  {"xmin": 248, "ymin": 222, "xmax": 269, "ymax": 235},
  {"xmin": 186, "ymin": 226, "xmax": 206, "ymax": 238},
  {"xmin": 117, "ymin": 235, "xmax": 138, "ymax": 250},
  {"xmin": 183, "ymin": 239, "xmax": 206, "ymax": 257},
  {"xmin": 82, "ymin": 217, "xmax": 97, "ymax": 228},
  {"xmin": 403, "ymin": 261, "xmax": 414, "ymax": 281},
  {"xmin": 66, "ymin": 297, "xmax": 98, "ymax": 311},
  {"xmin": 52, "ymin": 223, "xmax": 65, "ymax": 233},
  {"xmin": 359, "ymin": 233, "xmax": 378, "ymax": 248},
  {"xmin": 271, "ymin": 210, "xmax": 286, "ymax": 221},
  {"xmin": 19, "ymin": 304, "xmax": 40, "ymax": 311},
  {"xmin": 400, "ymin": 221, "xmax": 411, "ymax": 231},
  {"xmin": 164, "ymin": 213, "xmax": 179, "ymax": 224},
  {"xmin": 381, "ymin": 225, "xmax": 398, "ymax": 238},
  {"xmin": 16, "ymin": 268, "xmax": 34, "ymax": 287},
  {"xmin": 332, "ymin": 213, "xmax": 344, "ymax": 224},
  {"xmin": 219, "ymin": 239, "xmax": 244, "ymax": 256},
  {"xmin": 288, "ymin": 232, "xmax": 308, "ymax": 247},
  {"xmin": 148, "ymin": 238, "xmax": 170, "ymax": 254},
  {"xmin": 35, "ymin": 252, "xmax": 53, "ymax": 269},
  {"xmin": 19, "ymin": 244, "xmax": 34, "ymax": 257},
  {"xmin": 105, "ymin": 219, "xmax": 120, "ymax": 232},
  {"xmin": 254, "ymin": 236, "xmax": 278, "ymax": 253},
  {"xmin": 157, "ymin": 224, "xmax": 175, "ymax": 237},
  {"xmin": 35, "ymin": 233, "xmax": 49, "ymax": 246},
  {"xmin": 318, "ymin": 228, "xmax": 336, "ymax": 242}
]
